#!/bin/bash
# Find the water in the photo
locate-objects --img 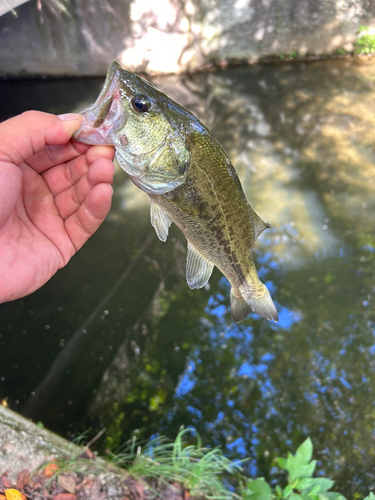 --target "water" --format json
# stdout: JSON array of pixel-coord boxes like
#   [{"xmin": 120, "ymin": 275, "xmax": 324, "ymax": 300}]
[{"xmin": 1, "ymin": 59, "xmax": 375, "ymax": 498}]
